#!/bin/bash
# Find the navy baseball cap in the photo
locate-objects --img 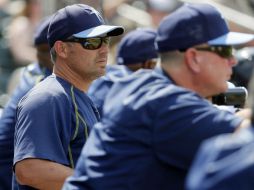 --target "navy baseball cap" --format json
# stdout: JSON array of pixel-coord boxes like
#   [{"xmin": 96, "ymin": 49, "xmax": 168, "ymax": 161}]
[
  {"xmin": 156, "ymin": 3, "xmax": 254, "ymax": 52},
  {"xmin": 47, "ymin": 4, "xmax": 124, "ymax": 48},
  {"xmin": 34, "ymin": 16, "xmax": 51, "ymax": 45},
  {"xmin": 117, "ymin": 28, "xmax": 158, "ymax": 65}
]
